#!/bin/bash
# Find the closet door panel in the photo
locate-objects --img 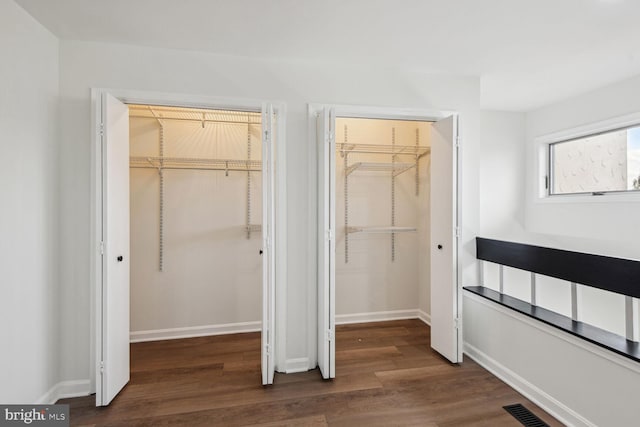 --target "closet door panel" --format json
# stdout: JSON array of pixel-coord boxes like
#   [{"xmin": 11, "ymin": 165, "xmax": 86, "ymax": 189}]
[
  {"xmin": 261, "ymin": 103, "xmax": 276, "ymax": 385},
  {"xmin": 99, "ymin": 93, "xmax": 130, "ymax": 405},
  {"xmin": 317, "ymin": 107, "xmax": 336, "ymax": 379},
  {"xmin": 430, "ymin": 114, "xmax": 460, "ymax": 363}
]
